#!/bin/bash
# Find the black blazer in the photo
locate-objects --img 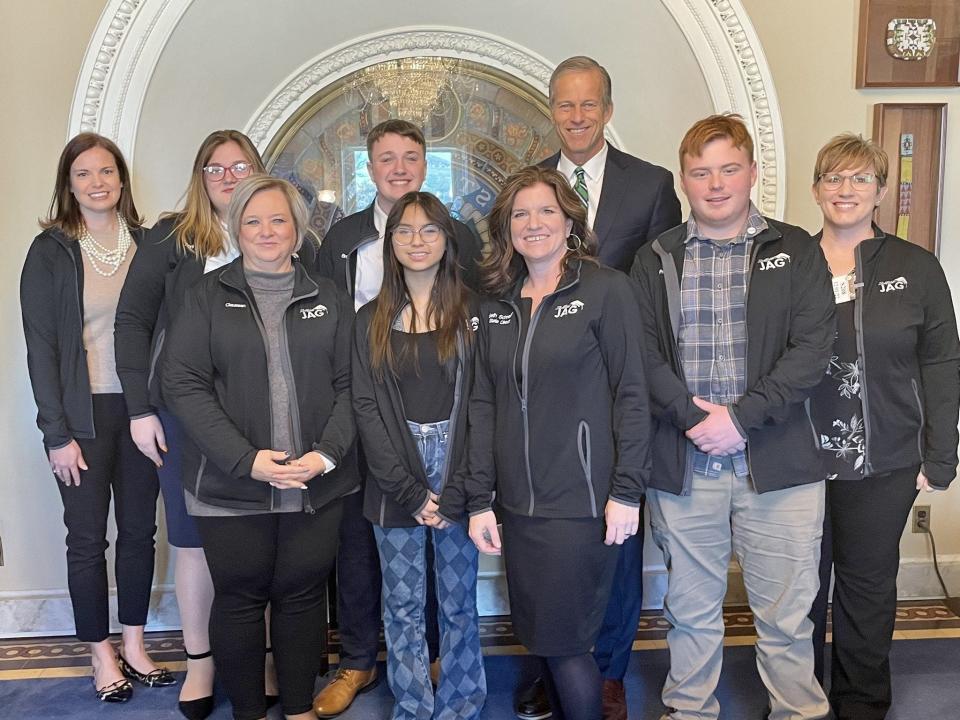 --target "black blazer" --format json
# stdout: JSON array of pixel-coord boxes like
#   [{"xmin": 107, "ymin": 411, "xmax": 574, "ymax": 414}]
[{"xmin": 541, "ymin": 144, "xmax": 681, "ymax": 273}]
